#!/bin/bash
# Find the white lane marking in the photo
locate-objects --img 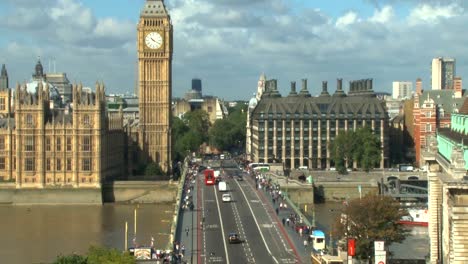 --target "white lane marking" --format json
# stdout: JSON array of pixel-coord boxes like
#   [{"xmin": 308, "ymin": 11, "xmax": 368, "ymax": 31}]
[
  {"xmin": 213, "ymin": 185, "xmax": 230, "ymax": 264},
  {"xmin": 248, "ymin": 180, "xmax": 295, "ymax": 257},
  {"xmin": 230, "ymin": 196, "xmax": 255, "ymax": 263},
  {"xmin": 235, "ymin": 179, "xmax": 279, "ymax": 264}
]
